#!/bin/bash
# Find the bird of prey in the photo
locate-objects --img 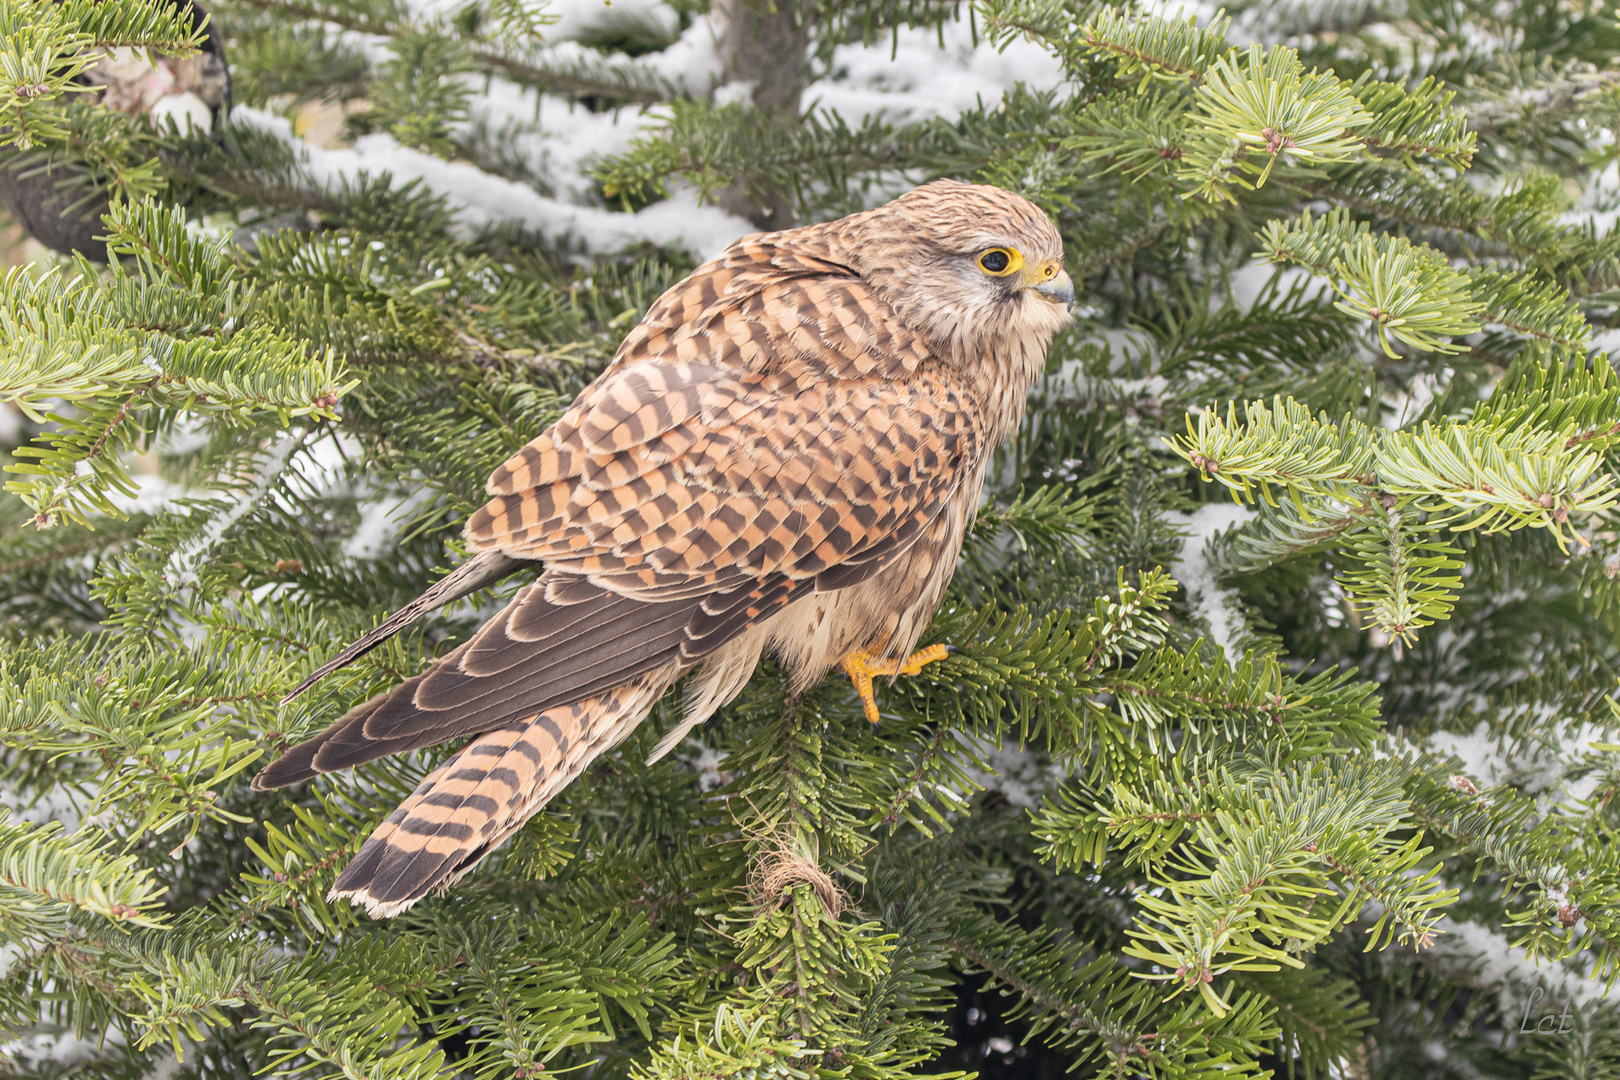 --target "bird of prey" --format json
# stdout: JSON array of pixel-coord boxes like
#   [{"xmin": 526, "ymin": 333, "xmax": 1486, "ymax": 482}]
[{"xmin": 254, "ymin": 179, "xmax": 1076, "ymax": 917}]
